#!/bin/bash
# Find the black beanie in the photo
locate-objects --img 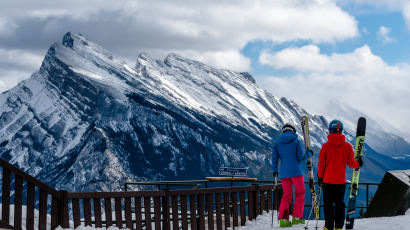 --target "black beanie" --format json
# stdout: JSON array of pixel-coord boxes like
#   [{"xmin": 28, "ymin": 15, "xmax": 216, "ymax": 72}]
[{"xmin": 282, "ymin": 124, "xmax": 296, "ymax": 133}]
